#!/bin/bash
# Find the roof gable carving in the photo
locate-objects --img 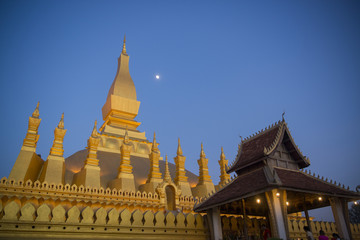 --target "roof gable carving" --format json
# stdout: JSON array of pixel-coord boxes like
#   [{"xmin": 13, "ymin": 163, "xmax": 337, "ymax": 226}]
[{"xmin": 227, "ymin": 120, "xmax": 310, "ymax": 173}]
